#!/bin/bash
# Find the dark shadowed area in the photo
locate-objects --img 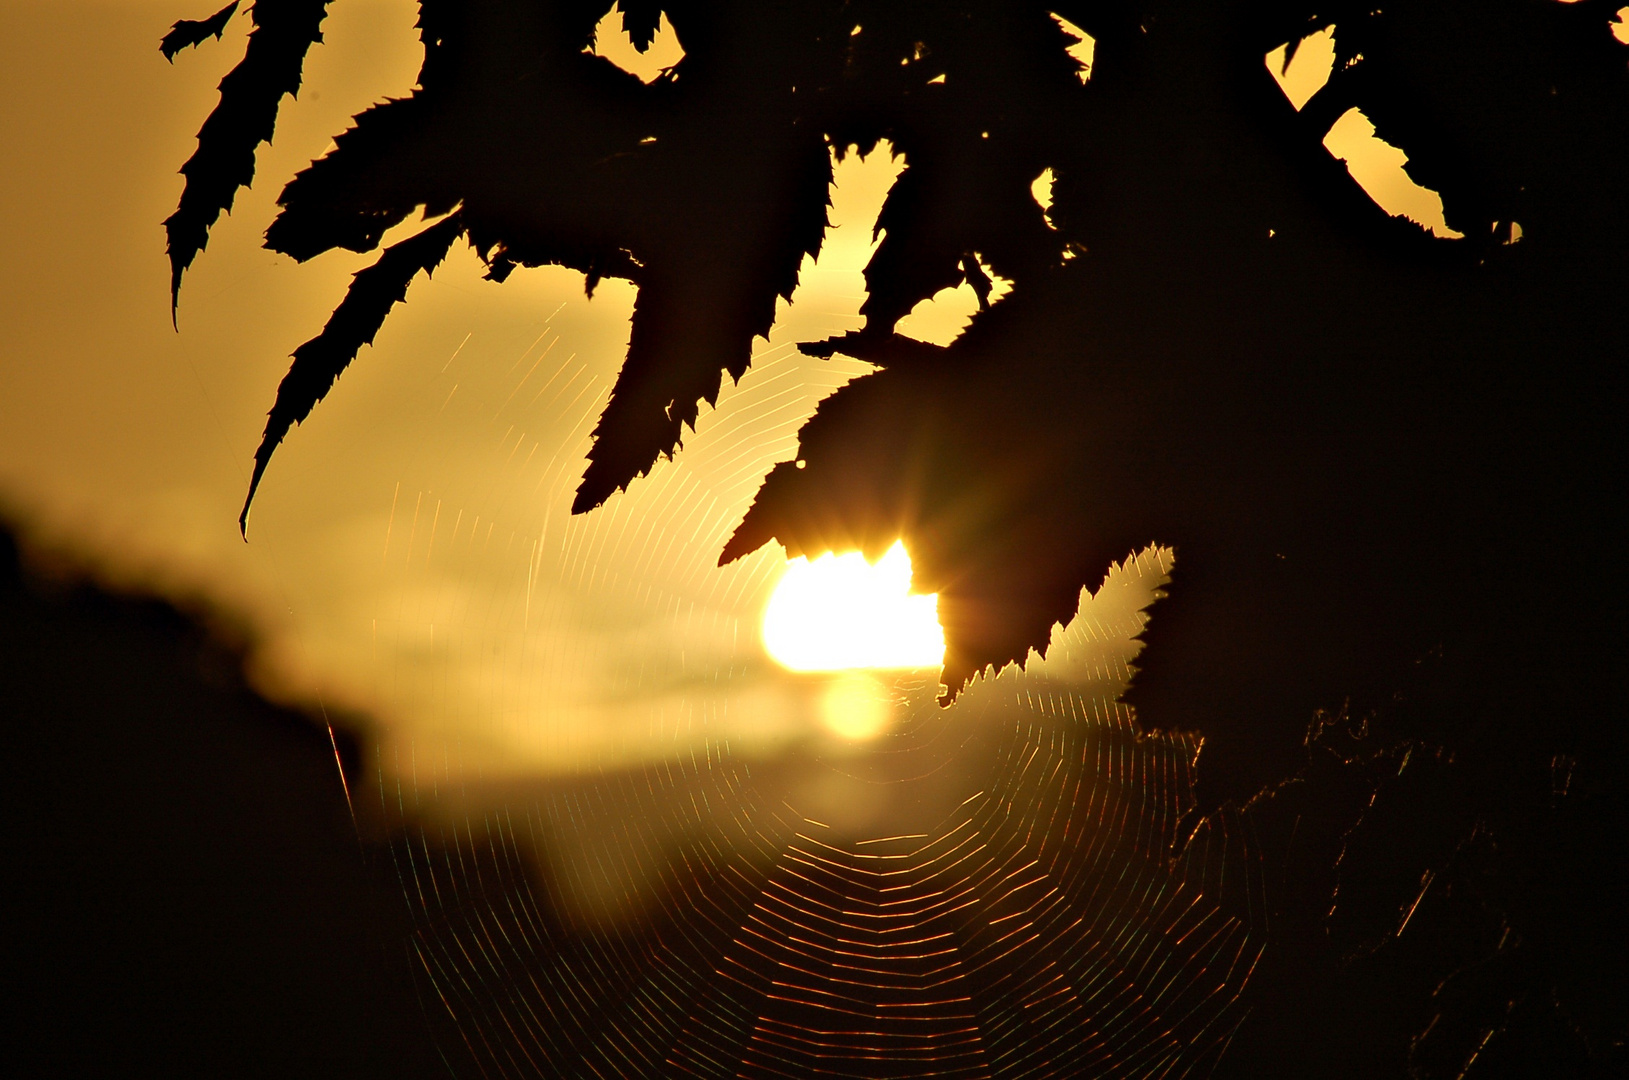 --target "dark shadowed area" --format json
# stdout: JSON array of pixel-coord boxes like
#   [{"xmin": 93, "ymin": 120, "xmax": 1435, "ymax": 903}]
[
  {"xmin": 6, "ymin": 506, "xmax": 1625, "ymax": 1077},
  {"xmin": 0, "ymin": 520, "xmax": 471, "ymax": 1076}
]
